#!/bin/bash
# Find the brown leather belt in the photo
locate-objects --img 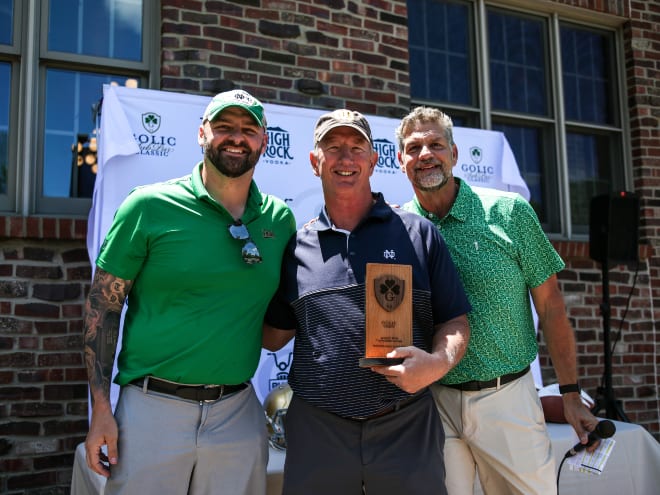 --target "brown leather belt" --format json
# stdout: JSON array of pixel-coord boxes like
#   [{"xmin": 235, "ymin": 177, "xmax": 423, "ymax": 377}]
[
  {"xmin": 445, "ymin": 365, "xmax": 530, "ymax": 392},
  {"xmin": 131, "ymin": 376, "xmax": 248, "ymax": 402}
]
